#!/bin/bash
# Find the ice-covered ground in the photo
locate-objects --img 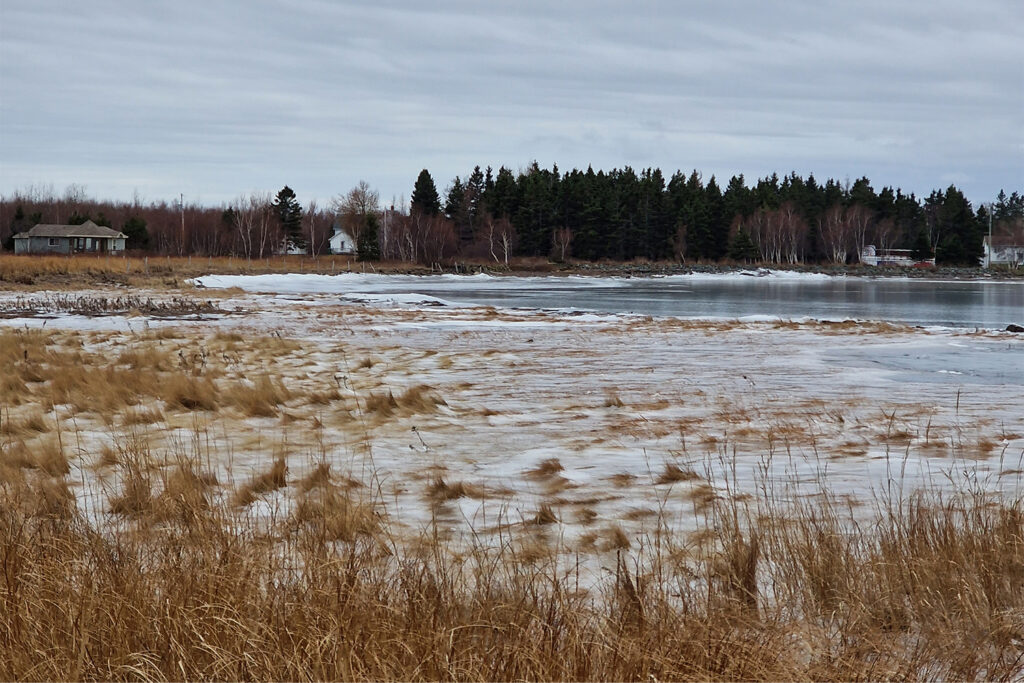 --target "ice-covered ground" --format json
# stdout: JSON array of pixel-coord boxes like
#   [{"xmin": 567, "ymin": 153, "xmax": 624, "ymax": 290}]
[{"xmin": 1, "ymin": 276, "xmax": 1022, "ymax": 552}]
